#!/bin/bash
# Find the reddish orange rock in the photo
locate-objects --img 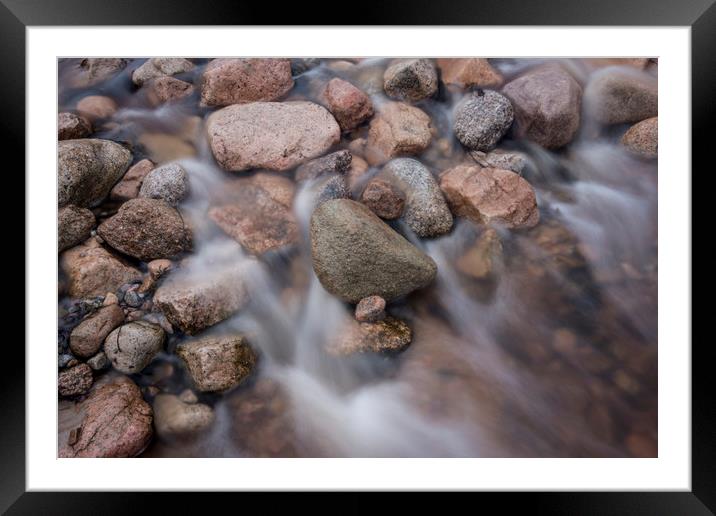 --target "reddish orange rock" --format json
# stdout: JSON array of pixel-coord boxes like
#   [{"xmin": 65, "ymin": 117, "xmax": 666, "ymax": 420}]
[
  {"xmin": 59, "ymin": 376, "xmax": 153, "ymax": 457},
  {"xmin": 365, "ymin": 102, "xmax": 432, "ymax": 165},
  {"xmin": 436, "ymin": 58, "xmax": 503, "ymax": 88},
  {"xmin": 440, "ymin": 165, "xmax": 539, "ymax": 229},
  {"xmin": 323, "ymin": 78, "xmax": 374, "ymax": 132},
  {"xmin": 110, "ymin": 159, "xmax": 155, "ymax": 202},
  {"xmin": 200, "ymin": 58, "xmax": 294, "ymax": 107}
]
